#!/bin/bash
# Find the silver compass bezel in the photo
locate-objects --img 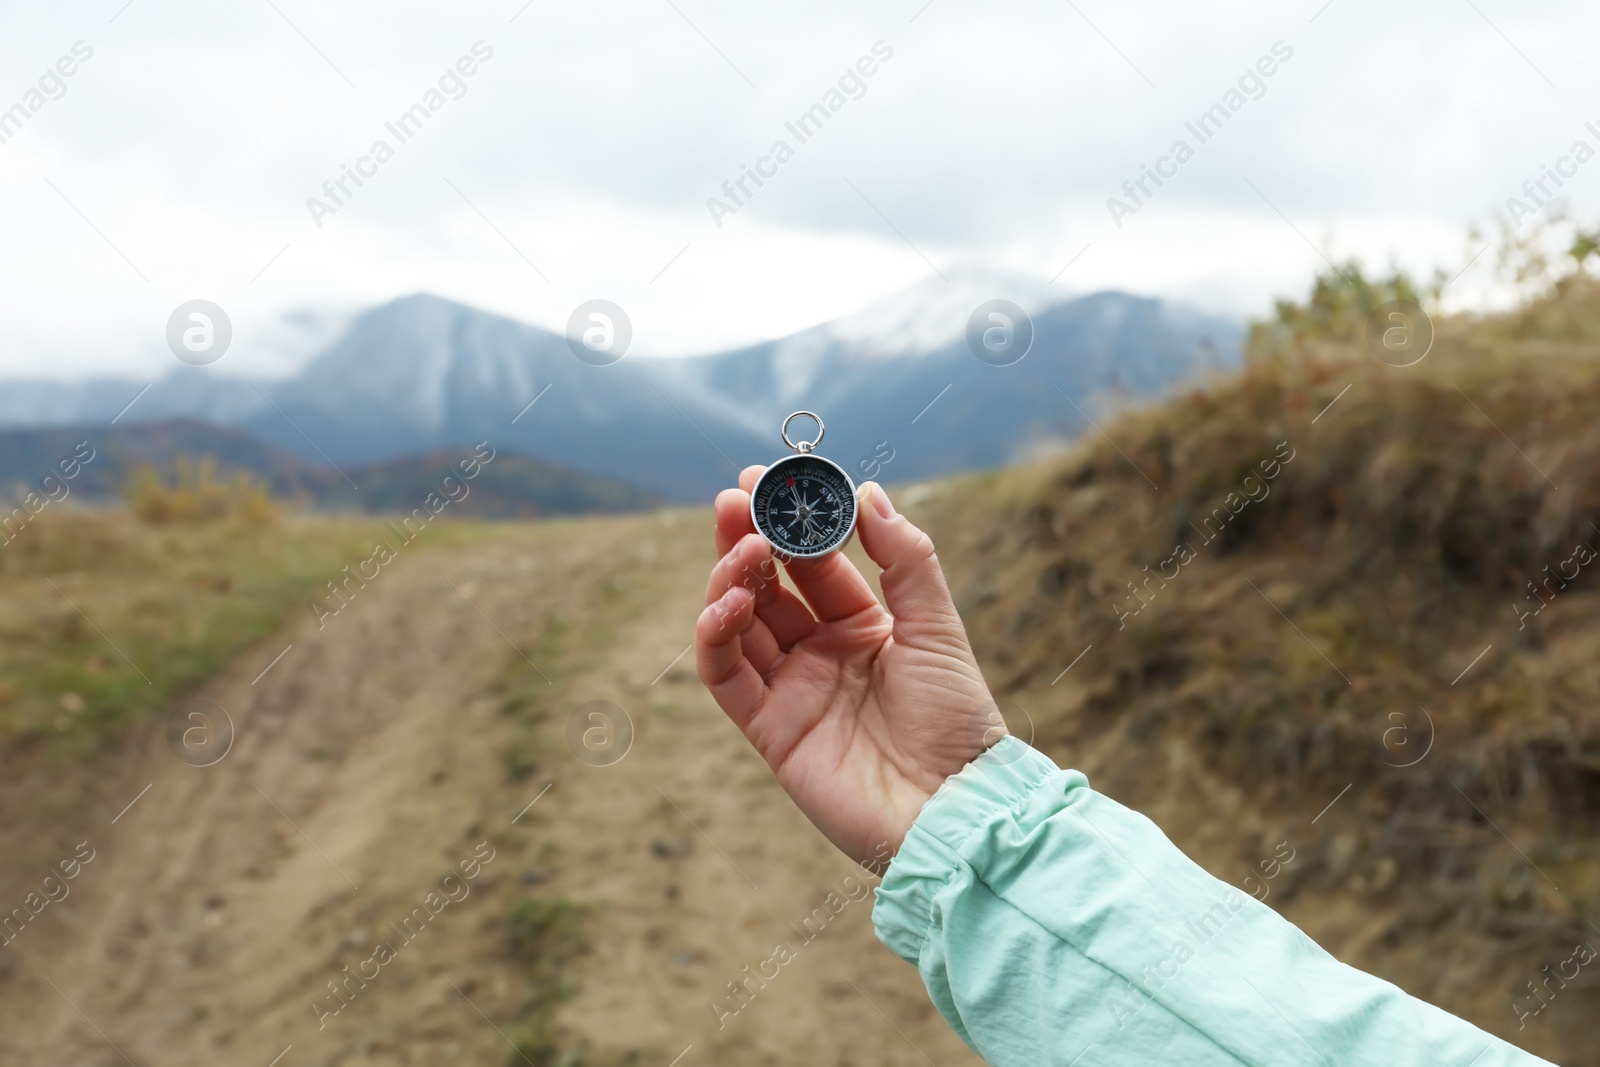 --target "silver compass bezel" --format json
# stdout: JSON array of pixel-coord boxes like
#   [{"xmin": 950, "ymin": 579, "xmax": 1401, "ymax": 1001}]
[{"xmin": 750, "ymin": 452, "xmax": 858, "ymax": 560}]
